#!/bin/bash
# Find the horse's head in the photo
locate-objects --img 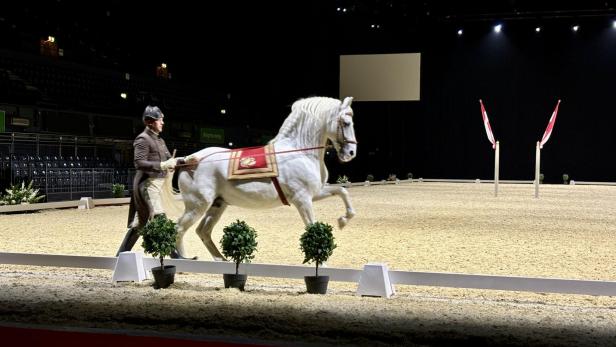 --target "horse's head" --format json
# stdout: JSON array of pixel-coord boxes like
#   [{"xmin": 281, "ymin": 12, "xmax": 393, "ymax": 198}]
[{"xmin": 330, "ymin": 96, "xmax": 357, "ymax": 163}]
